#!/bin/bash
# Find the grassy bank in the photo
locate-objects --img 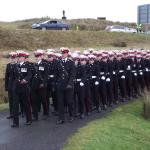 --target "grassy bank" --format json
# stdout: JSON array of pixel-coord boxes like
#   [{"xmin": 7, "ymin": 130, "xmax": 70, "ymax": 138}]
[
  {"xmin": 0, "ymin": 28, "xmax": 150, "ymax": 50},
  {"xmin": 62, "ymin": 100, "xmax": 150, "ymax": 150}
]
